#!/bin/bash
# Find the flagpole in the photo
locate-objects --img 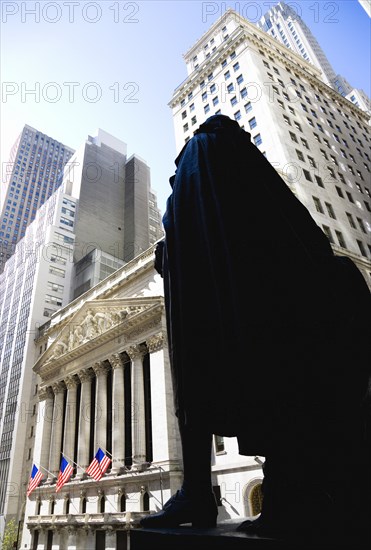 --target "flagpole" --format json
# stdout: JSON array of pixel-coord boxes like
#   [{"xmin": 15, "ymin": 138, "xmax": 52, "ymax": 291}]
[
  {"xmin": 97, "ymin": 444, "xmax": 127, "ymax": 469},
  {"xmin": 61, "ymin": 452, "xmax": 86, "ymax": 472},
  {"xmin": 39, "ymin": 465, "xmax": 57, "ymax": 479}
]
